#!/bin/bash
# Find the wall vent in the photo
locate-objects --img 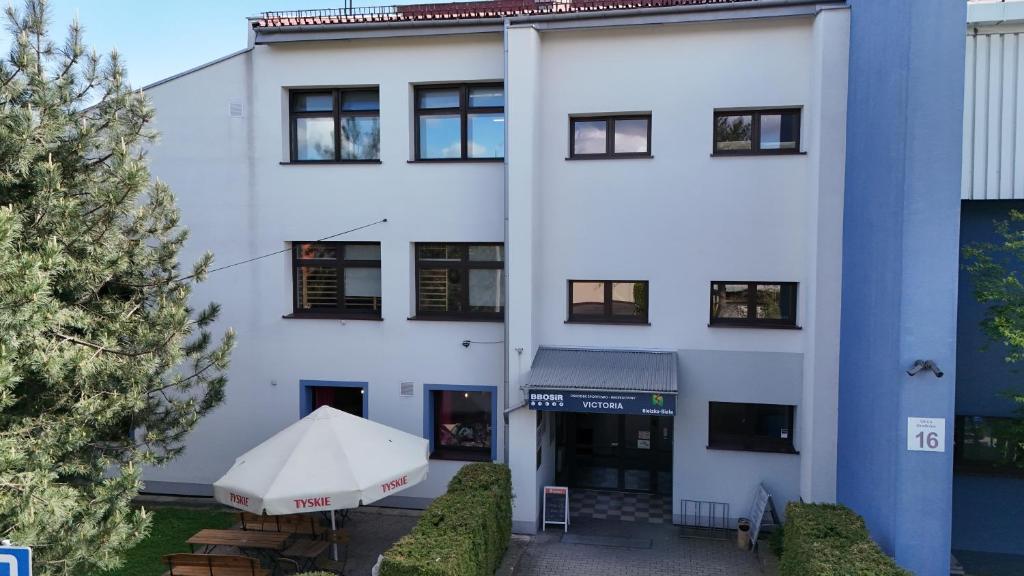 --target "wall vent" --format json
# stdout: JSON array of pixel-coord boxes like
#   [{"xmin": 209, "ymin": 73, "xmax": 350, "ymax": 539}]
[
  {"xmin": 400, "ymin": 382, "xmax": 415, "ymax": 397},
  {"xmin": 228, "ymin": 98, "xmax": 244, "ymax": 118}
]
